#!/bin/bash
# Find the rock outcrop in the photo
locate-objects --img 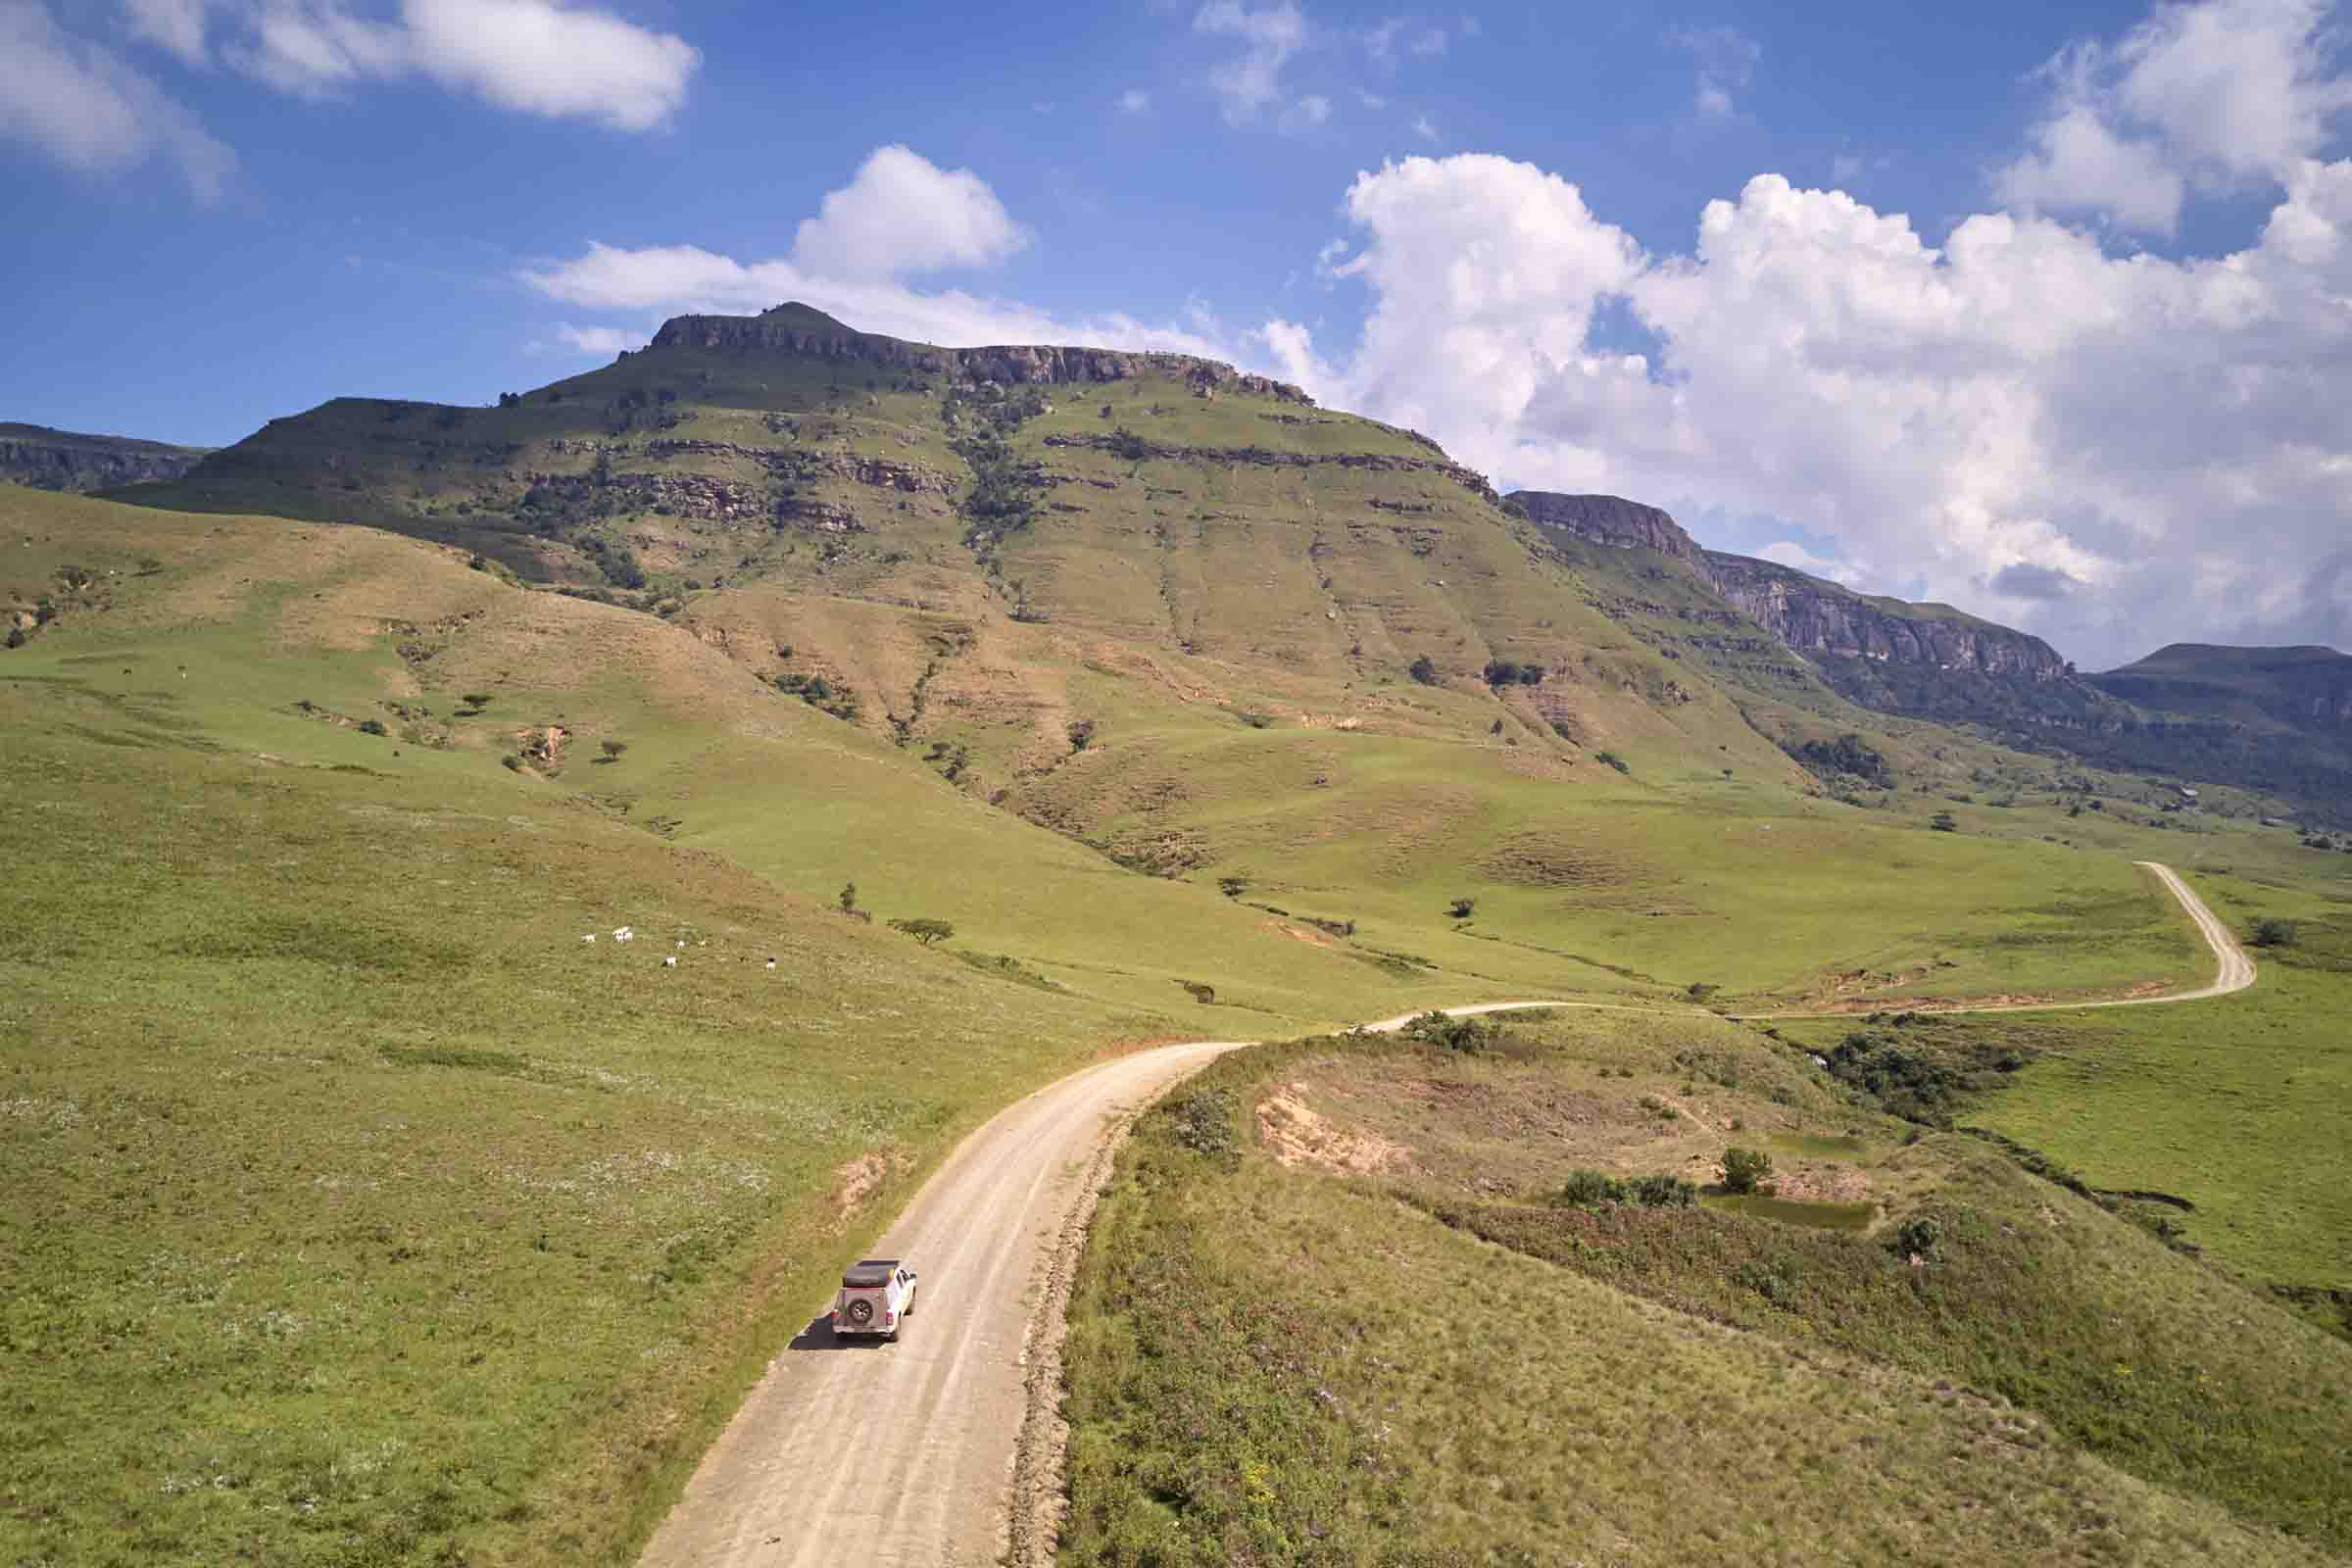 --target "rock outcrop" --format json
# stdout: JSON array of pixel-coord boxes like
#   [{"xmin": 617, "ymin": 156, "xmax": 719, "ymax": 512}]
[
  {"xmin": 1699, "ymin": 552, "xmax": 2073, "ymax": 682},
  {"xmin": 648, "ymin": 303, "xmax": 1314, "ymax": 404},
  {"xmin": 1508, "ymin": 490, "xmax": 2072, "ymax": 683},
  {"xmin": 0, "ymin": 423, "xmax": 210, "ymax": 493},
  {"xmin": 1509, "ymin": 491, "xmax": 1703, "ymax": 569}
]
